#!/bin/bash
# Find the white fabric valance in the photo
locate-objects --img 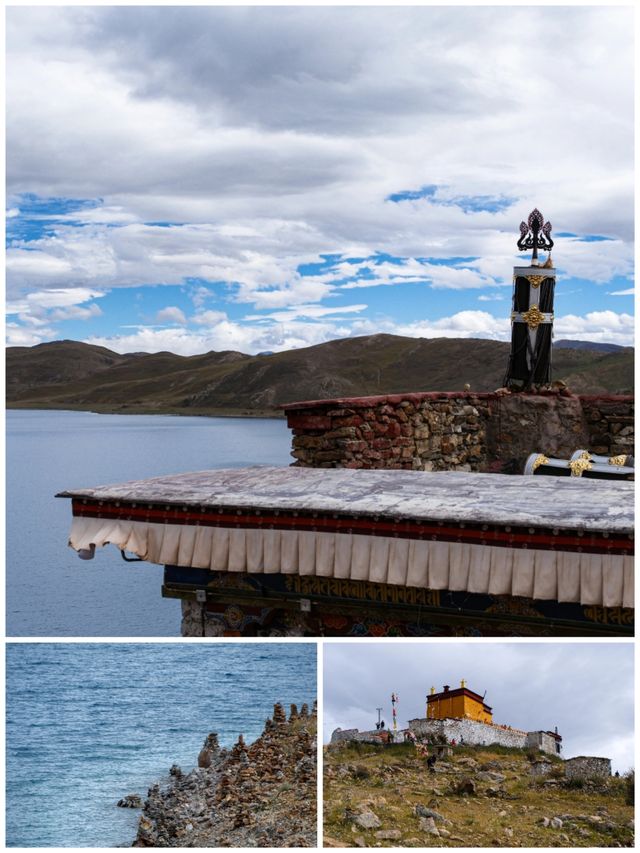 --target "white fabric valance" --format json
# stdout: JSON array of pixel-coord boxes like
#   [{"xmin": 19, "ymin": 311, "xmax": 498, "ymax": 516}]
[{"xmin": 69, "ymin": 516, "xmax": 633, "ymax": 609}]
